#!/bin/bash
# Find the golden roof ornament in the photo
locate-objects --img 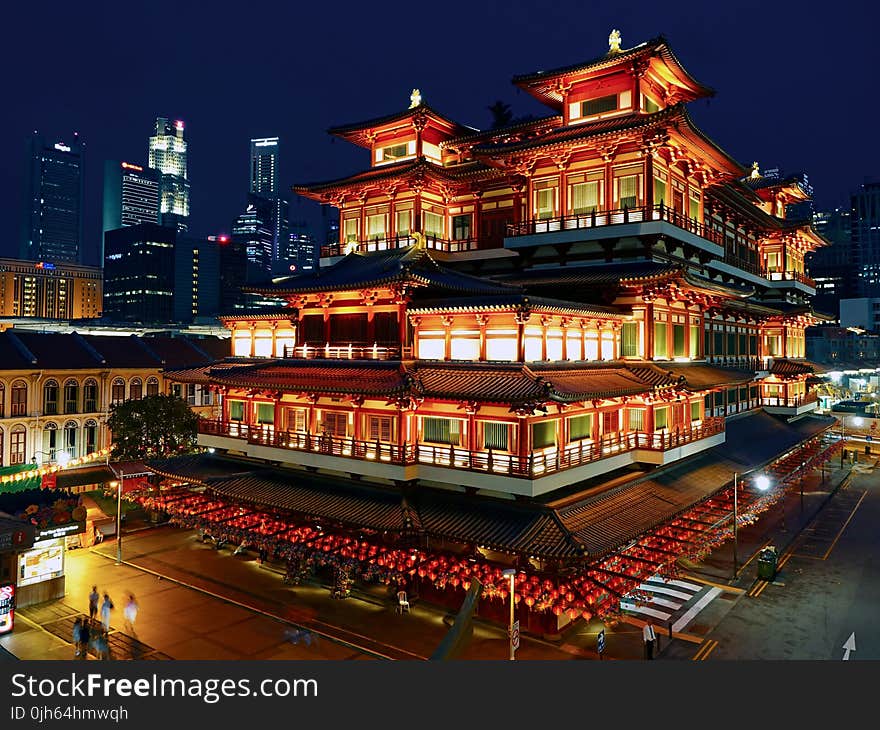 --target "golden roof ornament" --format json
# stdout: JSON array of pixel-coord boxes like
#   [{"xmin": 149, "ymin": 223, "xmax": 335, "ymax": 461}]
[
  {"xmin": 750, "ymin": 161, "xmax": 761, "ymax": 179},
  {"xmin": 608, "ymin": 29, "xmax": 622, "ymax": 54},
  {"xmin": 411, "ymin": 231, "xmax": 426, "ymax": 249},
  {"xmin": 409, "ymin": 89, "xmax": 422, "ymax": 109}
]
